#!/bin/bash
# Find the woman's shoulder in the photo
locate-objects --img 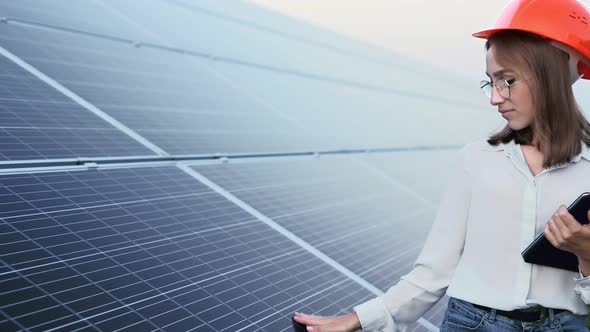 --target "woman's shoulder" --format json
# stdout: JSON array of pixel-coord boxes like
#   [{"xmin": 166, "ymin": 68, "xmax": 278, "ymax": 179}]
[{"xmin": 454, "ymin": 138, "xmax": 511, "ymax": 169}]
